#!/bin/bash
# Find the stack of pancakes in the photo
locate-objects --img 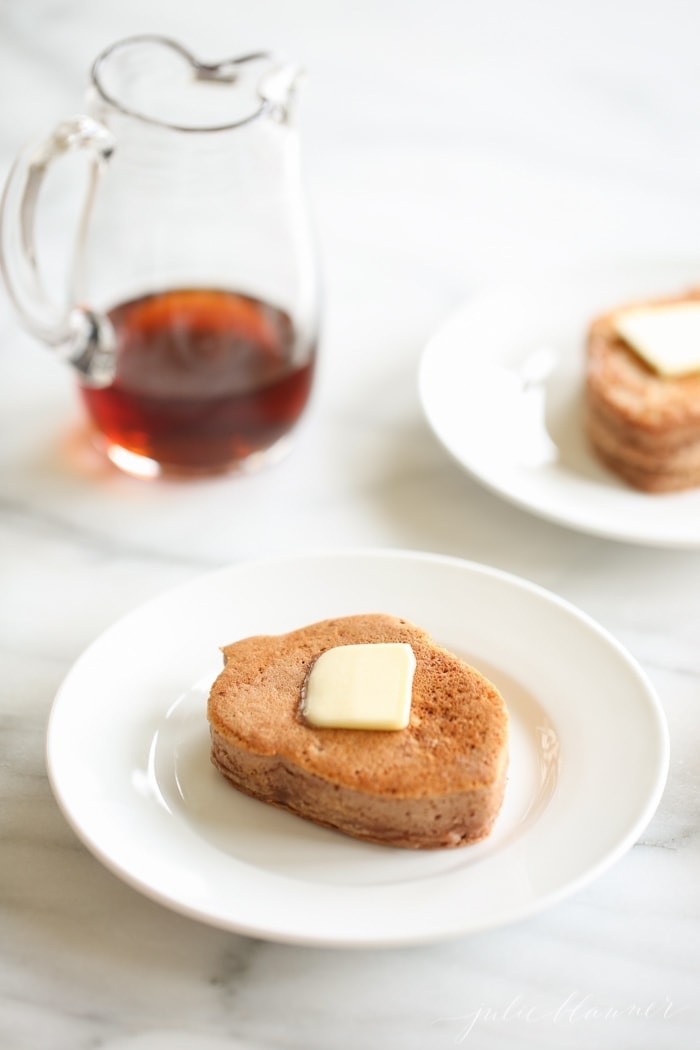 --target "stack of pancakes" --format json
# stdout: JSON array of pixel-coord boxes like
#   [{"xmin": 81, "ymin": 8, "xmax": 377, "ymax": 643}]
[{"xmin": 585, "ymin": 289, "xmax": 700, "ymax": 493}]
